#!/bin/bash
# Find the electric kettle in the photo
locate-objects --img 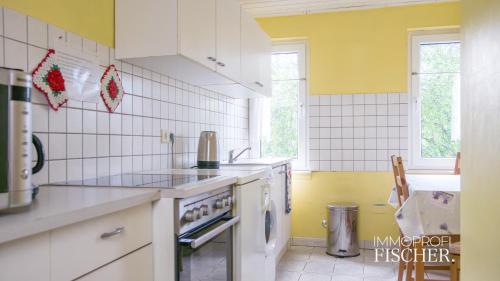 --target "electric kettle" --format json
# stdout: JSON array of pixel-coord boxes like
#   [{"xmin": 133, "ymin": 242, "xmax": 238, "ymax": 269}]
[
  {"xmin": 0, "ymin": 68, "xmax": 45, "ymax": 212},
  {"xmin": 197, "ymin": 131, "xmax": 219, "ymax": 169}
]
